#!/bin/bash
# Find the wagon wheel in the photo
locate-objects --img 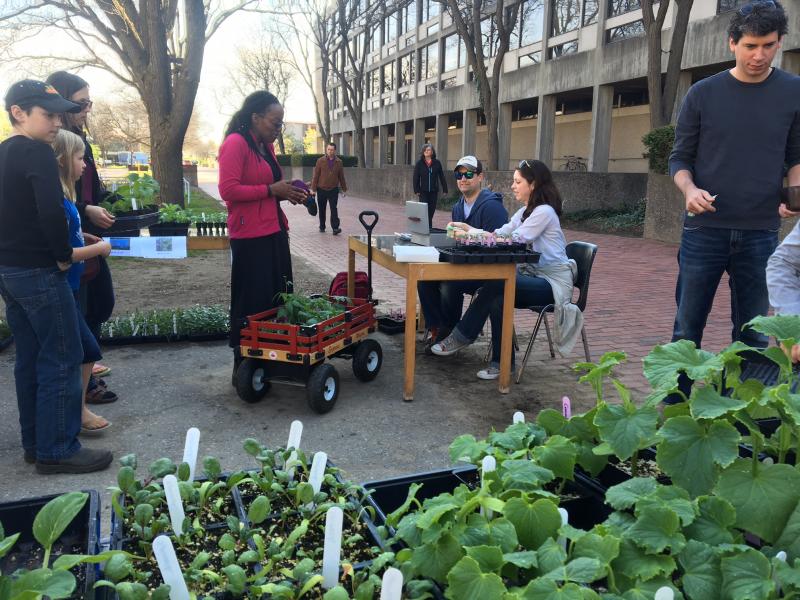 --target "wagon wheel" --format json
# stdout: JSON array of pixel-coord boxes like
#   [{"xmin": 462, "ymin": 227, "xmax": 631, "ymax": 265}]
[
  {"xmin": 307, "ymin": 363, "xmax": 339, "ymax": 414},
  {"xmin": 236, "ymin": 359, "xmax": 271, "ymax": 403},
  {"xmin": 352, "ymin": 339, "xmax": 383, "ymax": 382}
]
